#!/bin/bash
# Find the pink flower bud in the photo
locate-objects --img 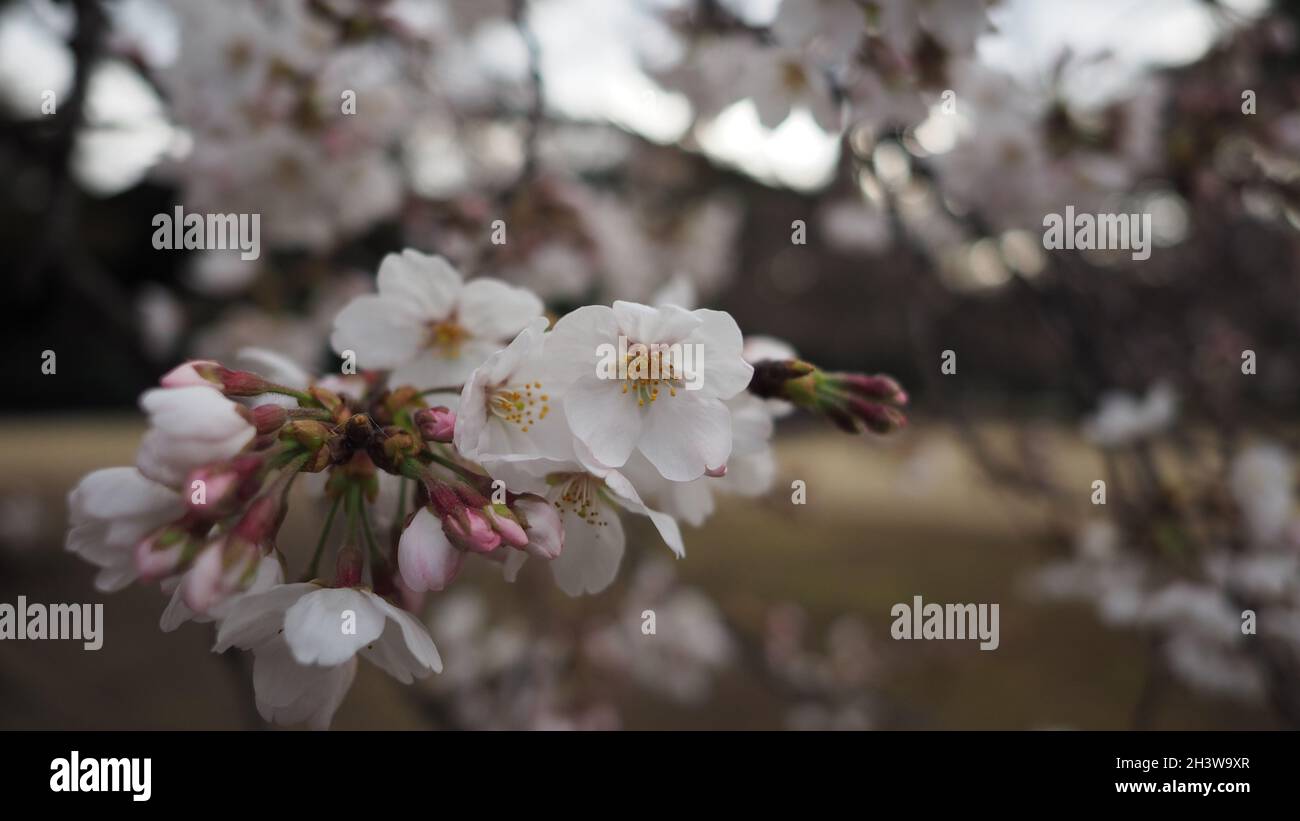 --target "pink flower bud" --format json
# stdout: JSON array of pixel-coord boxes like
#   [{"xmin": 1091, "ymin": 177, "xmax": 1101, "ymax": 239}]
[
  {"xmin": 250, "ymin": 404, "xmax": 289, "ymax": 435},
  {"xmin": 398, "ymin": 508, "xmax": 464, "ymax": 592},
  {"xmin": 135, "ymin": 526, "xmax": 191, "ymax": 581},
  {"xmin": 484, "ymin": 505, "xmax": 529, "ymax": 548},
  {"xmin": 185, "ymin": 455, "xmax": 263, "ymax": 519},
  {"xmin": 846, "ymin": 397, "xmax": 907, "ymax": 434},
  {"xmin": 161, "ymin": 360, "xmax": 223, "ymax": 389},
  {"xmin": 414, "ymin": 407, "xmax": 456, "ymax": 443},
  {"xmin": 835, "ymin": 373, "xmax": 907, "ymax": 405},
  {"xmin": 231, "ymin": 494, "xmax": 285, "ymax": 547},
  {"xmin": 445, "ymin": 509, "xmax": 502, "ymax": 554},
  {"xmin": 160, "ymin": 361, "xmax": 276, "ymax": 397},
  {"xmin": 181, "ymin": 537, "xmax": 258, "ymax": 613}
]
